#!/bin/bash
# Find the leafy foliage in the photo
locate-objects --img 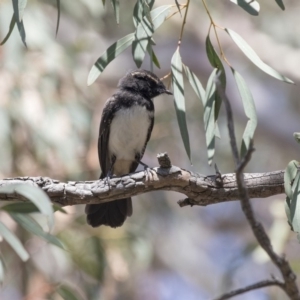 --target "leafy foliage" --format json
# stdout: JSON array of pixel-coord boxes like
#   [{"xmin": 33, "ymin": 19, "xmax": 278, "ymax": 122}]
[{"xmin": 0, "ymin": 184, "xmax": 62, "ymax": 282}]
